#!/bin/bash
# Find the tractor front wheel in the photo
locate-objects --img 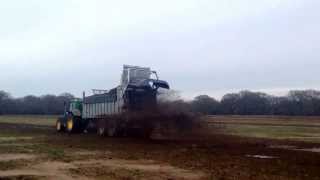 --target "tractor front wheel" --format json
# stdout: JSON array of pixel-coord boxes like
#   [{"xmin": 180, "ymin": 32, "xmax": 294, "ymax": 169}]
[{"xmin": 66, "ymin": 116, "xmax": 81, "ymax": 133}]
